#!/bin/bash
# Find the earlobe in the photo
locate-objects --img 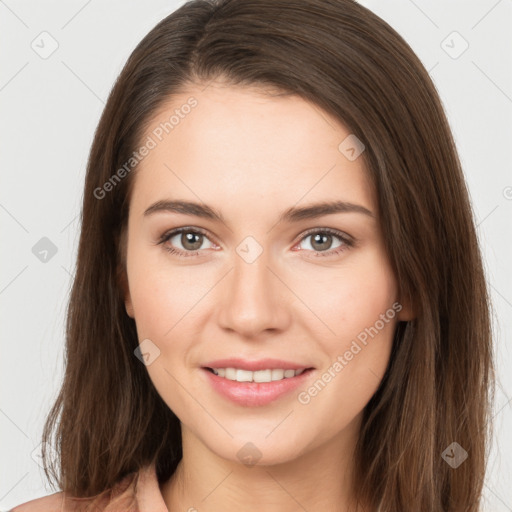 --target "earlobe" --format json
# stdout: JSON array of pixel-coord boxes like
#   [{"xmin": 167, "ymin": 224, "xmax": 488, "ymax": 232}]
[
  {"xmin": 125, "ymin": 294, "xmax": 135, "ymax": 319},
  {"xmin": 117, "ymin": 266, "xmax": 135, "ymax": 319},
  {"xmin": 116, "ymin": 230, "xmax": 135, "ymax": 318}
]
